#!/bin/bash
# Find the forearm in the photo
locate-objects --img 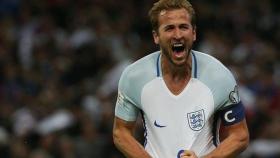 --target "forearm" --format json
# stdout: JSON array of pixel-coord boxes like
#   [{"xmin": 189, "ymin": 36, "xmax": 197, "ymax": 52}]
[
  {"xmin": 113, "ymin": 129, "xmax": 152, "ymax": 158},
  {"xmin": 203, "ymin": 132, "xmax": 249, "ymax": 158}
]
